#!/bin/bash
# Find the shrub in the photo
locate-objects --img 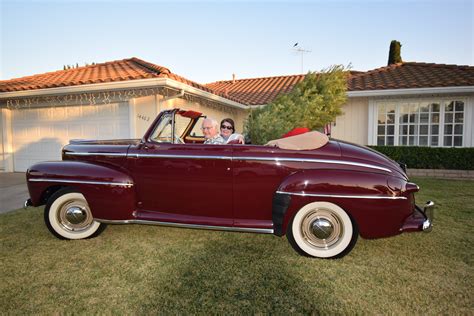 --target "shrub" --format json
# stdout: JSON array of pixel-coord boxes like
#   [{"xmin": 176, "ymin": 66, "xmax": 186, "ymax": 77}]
[
  {"xmin": 244, "ymin": 65, "xmax": 348, "ymax": 145},
  {"xmin": 369, "ymin": 146, "xmax": 474, "ymax": 170}
]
